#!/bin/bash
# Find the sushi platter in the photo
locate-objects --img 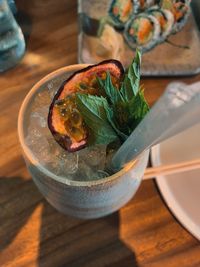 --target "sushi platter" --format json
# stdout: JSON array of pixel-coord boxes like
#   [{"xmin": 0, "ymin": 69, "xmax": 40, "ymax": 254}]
[{"xmin": 78, "ymin": 0, "xmax": 200, "ymax": 76}]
